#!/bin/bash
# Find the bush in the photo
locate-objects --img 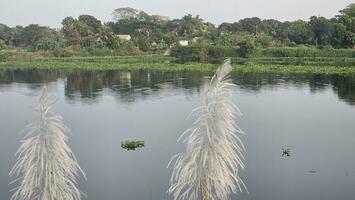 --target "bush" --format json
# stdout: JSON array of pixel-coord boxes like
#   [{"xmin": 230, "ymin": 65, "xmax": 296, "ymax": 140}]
[
  {"xmin": 52, "ymin": 46, "xmax": 83, "ymax": 57},
  {"xmin": 171, "ymin": 44, "xmax": 245, "ymax": 63},
  {"xmin": 52, "ymin": 44, "xmax": 143, "ymax": 57},
  {"xmin": 0, "ymin": 49, "xmax": 52, "ymax": 61},
  {"xmin": 254, "ymin": 33, "xmax": 273, "ymax": 48},
  {"xmin": 31, "ymin": 38, "xmax": 58, "ymax": 51},
  {"xmin": 86, "ymin": 47, "xmax": 115, "ymax": 56}
]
